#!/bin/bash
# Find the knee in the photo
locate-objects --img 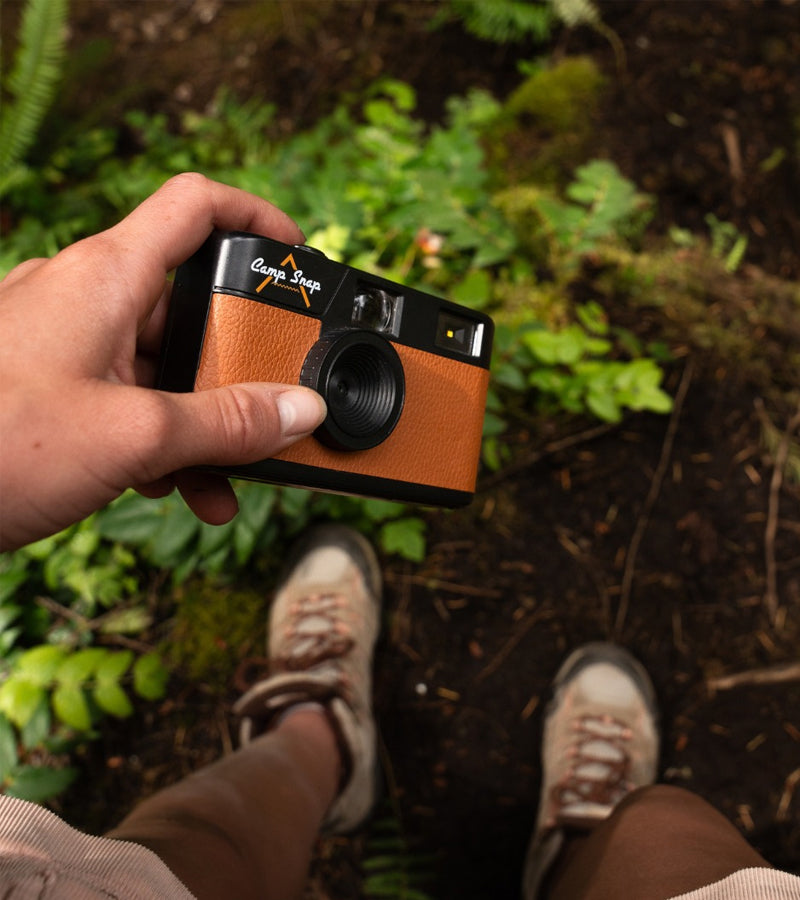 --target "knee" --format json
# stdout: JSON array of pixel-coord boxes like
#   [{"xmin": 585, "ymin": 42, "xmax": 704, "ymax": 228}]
[{"xmin": 609, "ymin": 784, "xmax": 714, "ymax": 839}]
